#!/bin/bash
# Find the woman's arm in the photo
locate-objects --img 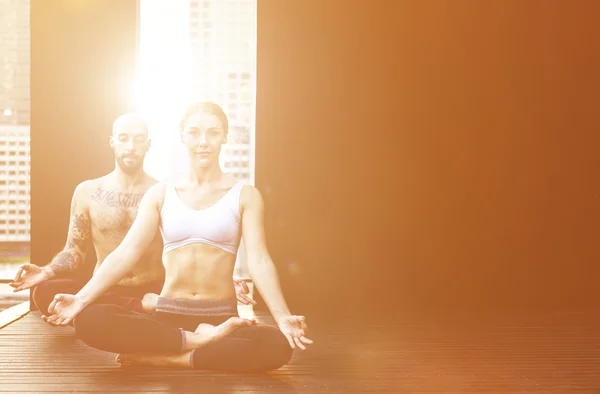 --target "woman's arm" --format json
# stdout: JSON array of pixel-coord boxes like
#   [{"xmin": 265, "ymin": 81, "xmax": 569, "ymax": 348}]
[
  {"xmin": 241, "ymin": 185, "xmax": 291, "ymax": 323},
  {"xmin": 76, "ymin": 183, "xmax": 164, "ymax": 307}
]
